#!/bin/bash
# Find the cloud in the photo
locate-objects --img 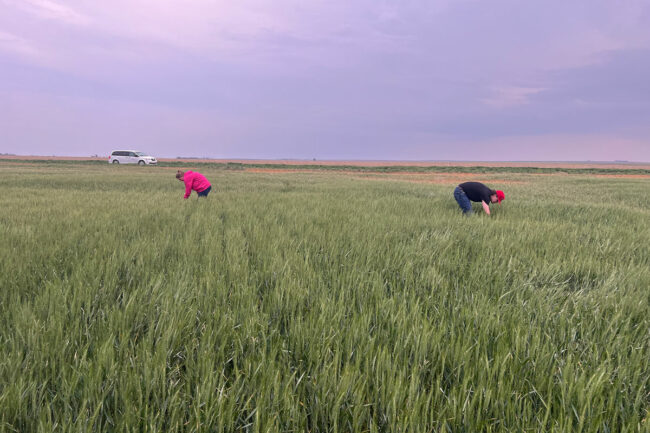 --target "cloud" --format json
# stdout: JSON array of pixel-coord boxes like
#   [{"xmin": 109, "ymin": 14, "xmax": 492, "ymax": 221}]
[
  {"xmin": 481, "ymin": 86, "xmax": 546, "ymax": 109},
  {"xmin": 2, "ymin": 0, "xmax": 650, "ymax": 160},
  {"xmin": 542, "ymin": 49, "xmax": 650, "ymax": 106},
  {"xmin": 0, "ymin": 30, "xmax": 40, "ymax": 58},
  {"xmin": 4, "ymin": 0, "xmax": 89, "ymax": 25},
  {"xmin": 3, "ymin": 0, "xmax": 649, "ymax": 77}
]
